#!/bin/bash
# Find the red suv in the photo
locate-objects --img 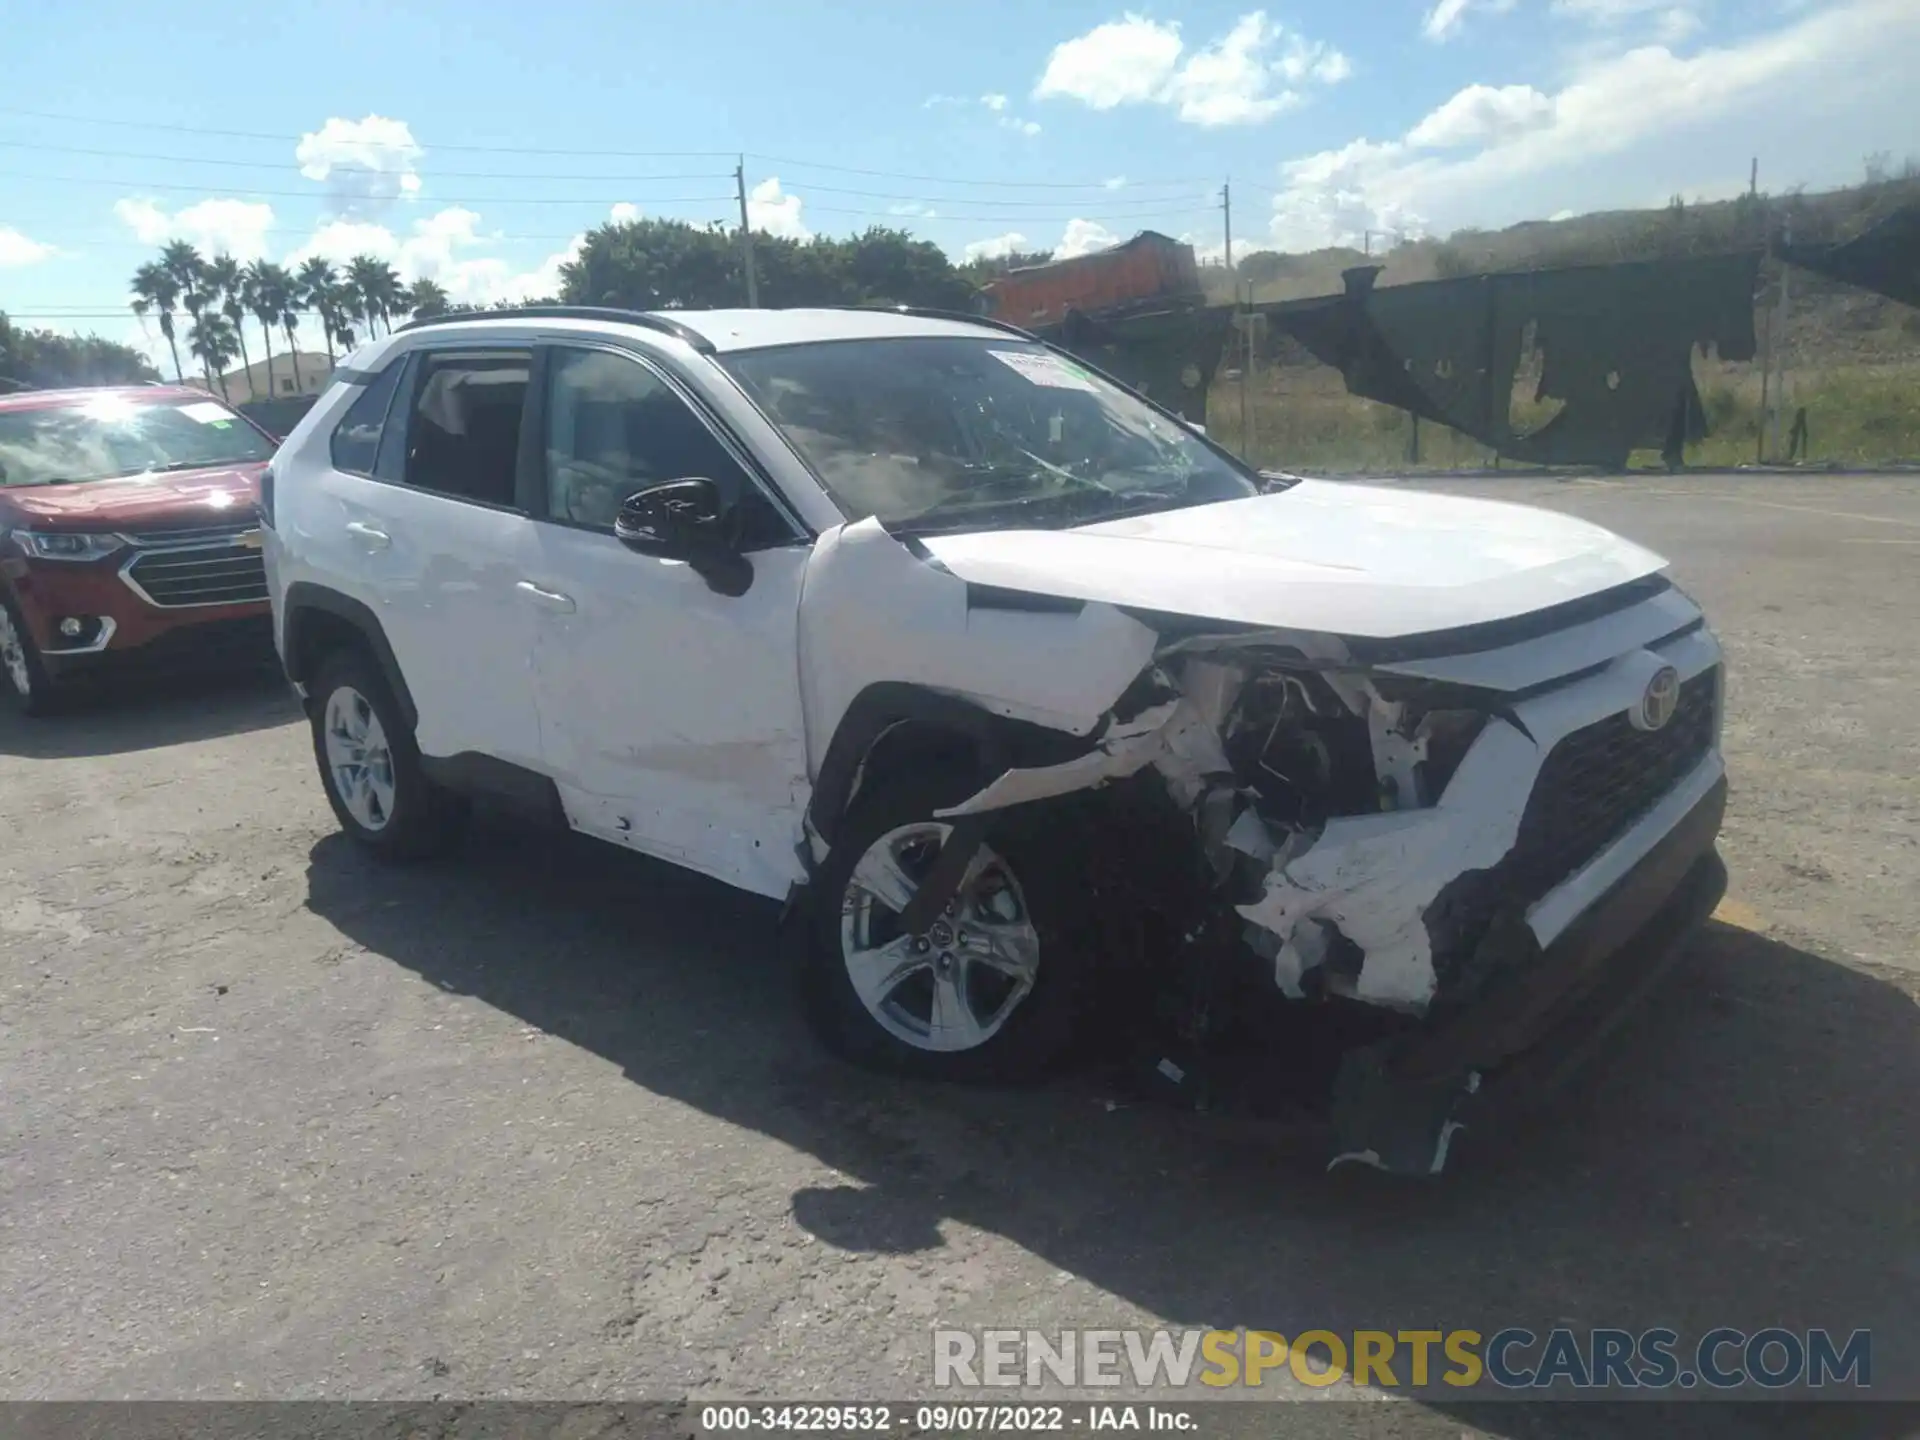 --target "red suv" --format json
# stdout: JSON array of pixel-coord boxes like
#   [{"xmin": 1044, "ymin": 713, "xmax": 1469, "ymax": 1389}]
[{"xmin": 0, "ymin": 385, "xmax": 279, "ymax": 715}]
